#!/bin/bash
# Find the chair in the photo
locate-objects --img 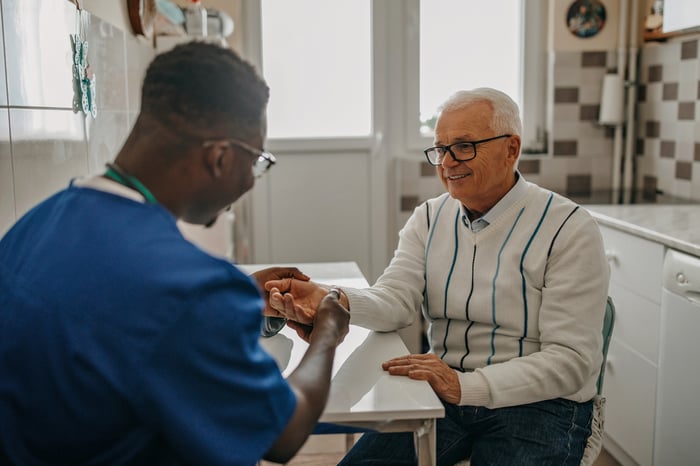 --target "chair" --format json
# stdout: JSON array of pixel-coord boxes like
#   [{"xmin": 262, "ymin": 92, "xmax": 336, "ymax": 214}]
[
  {"xmin": 455, "ymin": 297, "xmax": 616, "ymax": 466},
  {"xmin": 580, "ymin": 296, "xmax": 616, "ymax": 466}
]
